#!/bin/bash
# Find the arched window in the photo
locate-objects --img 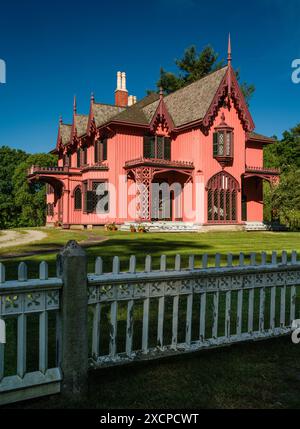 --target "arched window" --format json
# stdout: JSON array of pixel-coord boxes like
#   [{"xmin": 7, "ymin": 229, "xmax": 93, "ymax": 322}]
[
  {"xmin": 74, "ymin": 186, "xmax": 82, "ymax": 210},
  {"xmin": 207, "ymin": 171, "xmax": 239, "ymax": 223}
]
